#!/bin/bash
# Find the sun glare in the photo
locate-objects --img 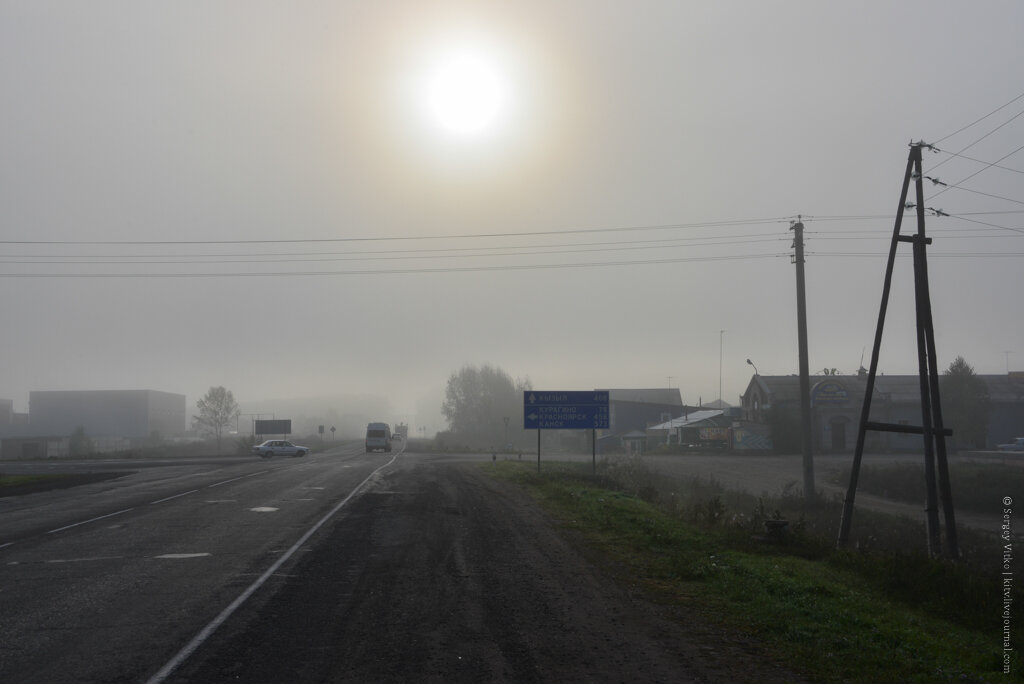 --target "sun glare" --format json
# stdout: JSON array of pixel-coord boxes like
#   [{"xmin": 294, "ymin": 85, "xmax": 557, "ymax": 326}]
[{"xmin": 421, "ymin": 49, "xmax": 509, "ymax": 138}]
